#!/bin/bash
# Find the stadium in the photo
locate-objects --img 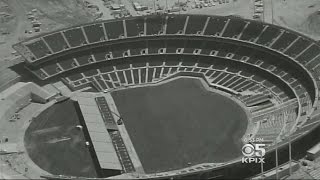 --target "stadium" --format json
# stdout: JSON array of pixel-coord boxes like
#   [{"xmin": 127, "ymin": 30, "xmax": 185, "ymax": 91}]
[{"xmin": 1, "ymin": 13, "xmax": 320, "ymax": 179}]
